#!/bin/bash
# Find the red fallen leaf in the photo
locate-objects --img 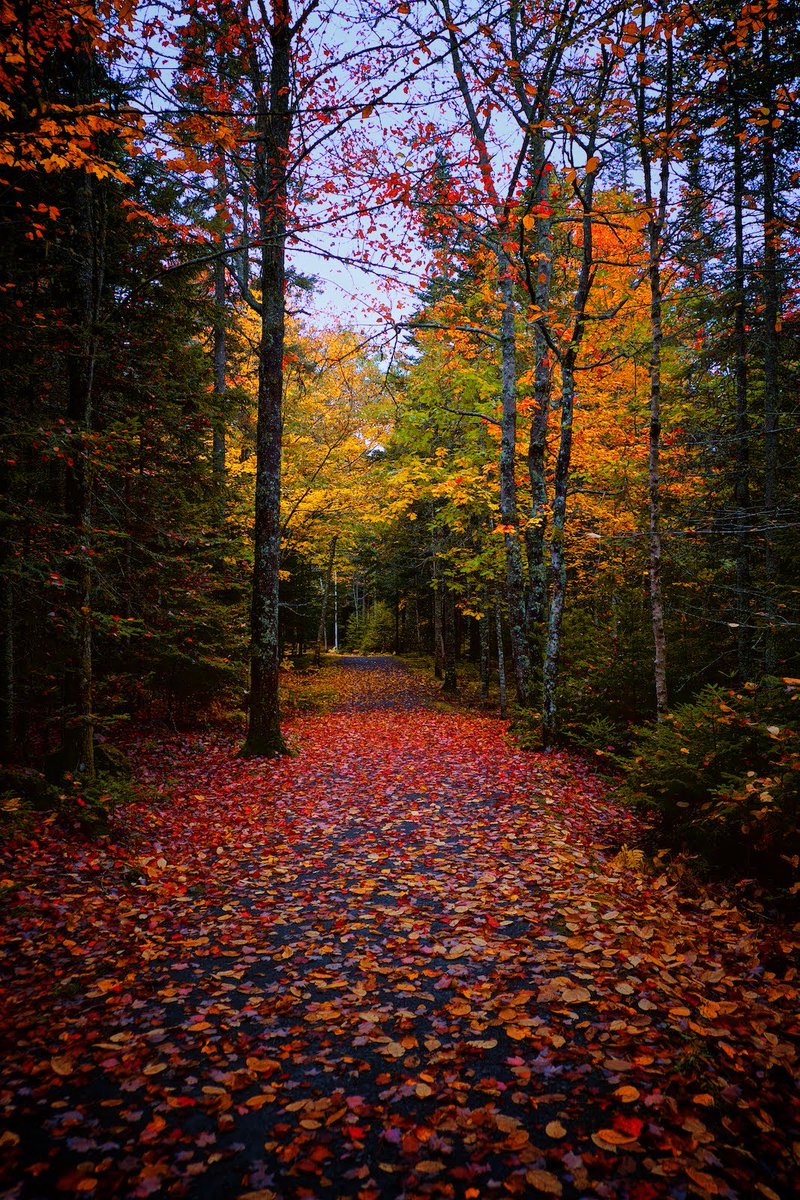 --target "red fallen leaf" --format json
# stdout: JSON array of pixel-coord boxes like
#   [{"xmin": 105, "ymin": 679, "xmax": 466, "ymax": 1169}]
[
  {"xmin": 140, "ymin": 1115, "xmax": 166, "ymax": 1142},
  {"xmin": 2, "ymin": 660, "xmax": 799, "ymax": 1200},
  {"xmin": 614, "ymin": 1115, "xmax": 644, "ymax": 1138}
]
